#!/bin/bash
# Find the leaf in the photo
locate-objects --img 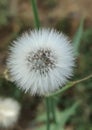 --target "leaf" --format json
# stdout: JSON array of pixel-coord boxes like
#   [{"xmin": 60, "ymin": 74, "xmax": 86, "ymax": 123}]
[
  {"xmin": 73, "ymin": 18, "xmax": 84, "ymax": 56},
  {"xmin": 36, "ymin": 112, "xmax": 46, "ymax": 122},
  {"xmin": 57, "ymin": 101, "xmax": 80, "ymax": 128},
  {"xmin": 35, "ymin": 123, "xmax": 58, "ymax": 130}
]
